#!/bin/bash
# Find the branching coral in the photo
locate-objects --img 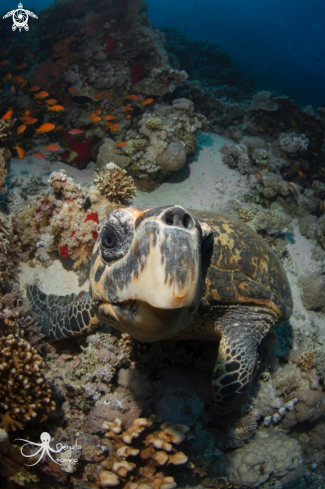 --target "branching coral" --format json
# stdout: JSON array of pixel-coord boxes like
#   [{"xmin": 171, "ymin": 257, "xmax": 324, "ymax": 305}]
[
  {"xmin": 0, "ymin": 335, "xmax": 55, "ymax": 431},
  {"xmin": 79, "ymin": 414, "xmax": 193, "ymax": 488},
  {"xmin": 94, "ymin": 162, "xmax": 137, "ymax": 203}
]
